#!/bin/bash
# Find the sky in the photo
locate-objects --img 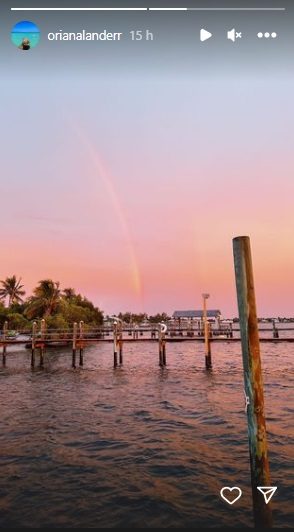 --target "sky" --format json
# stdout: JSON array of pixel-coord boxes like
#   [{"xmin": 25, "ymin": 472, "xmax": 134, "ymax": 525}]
[{"xmin": 1, "ymin": 3, "xmax": 294, "ymax": 317}]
